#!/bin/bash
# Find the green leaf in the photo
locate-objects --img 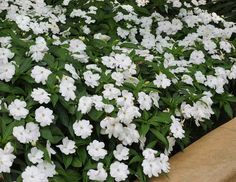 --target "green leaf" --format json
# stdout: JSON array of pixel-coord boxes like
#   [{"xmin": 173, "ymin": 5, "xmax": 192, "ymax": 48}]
[
  {"xmin": 150, "ymin": 128, "xmax": 168, "ymax": 147},
  {"xmin": 18, "ymin": 59, "xmax": 32, "ymax": 74},
  {"xmin": 51, "ymin": 94, "xmax": 59, "ymax": 107},
  {"xmin": 149, "ymin": 112, "xmax": 172, "ymax": 124},
  {"xmin": 64, "ymin": 169, "xmax": 81, "ymax": 181},
  {"xmin": 71, "ymin": 157, "xmax": 82, "ymax": 168},
  {"xmin": 44, "ymin": 53, "xmax": 56, "ymax": 68},
  {"xmin": 51, "ymin": 47, "xmax": 69, "ymax": 61},
  {"xmin": 0, "ymin": 82, "xmax": 25, "ymax": 95},
  {"xmin": 129, "ymin": 155, "xmax": 143, "ymax": 165},
  {"xmin": 139, "ymin": 124, "xmax": 150, "ymax": 136},
  {"xmin": 46, "ymin": 74, "xmax": 58, "ymax": 92},
  {"xmin": 41, "ymin": 126, "xmax": 63, "ymax": 144},
  {"xmin": 88, "ymin": 108, "xmax": 104, "ymax": 121},
  {"xmin": 78, "ymin": 147, "xmax": 87, "ymax": 165},
  {"xmin": 225, "ymin": 95, "xmax": 236, "ymax": 102},
  {"xmin": 56, "ymin": 104, "xmax": 69, "ymax": 127},
  {"xmin": 90, "ymin": 39, "xmax": 106, "ymax": 49},
  {"xmin": 224, "ymin": 102, "xmax": 233, "ymax": 118},
  {"xmin": 51, "ymin": 176, "xmax": 66, "ymax": 182},
  {"xmin": 63, "ymin": 155, "xmax": 73, "ymax": 169}
]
